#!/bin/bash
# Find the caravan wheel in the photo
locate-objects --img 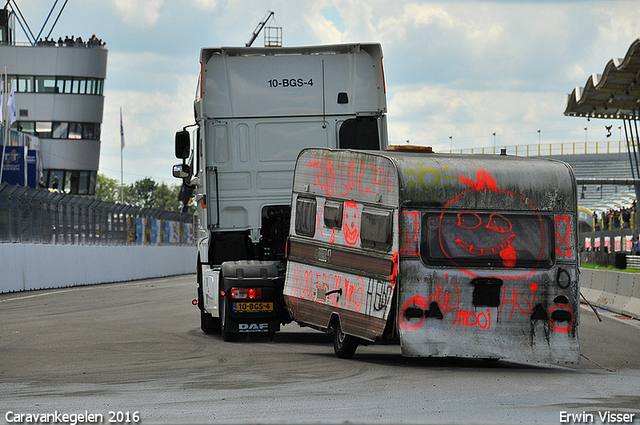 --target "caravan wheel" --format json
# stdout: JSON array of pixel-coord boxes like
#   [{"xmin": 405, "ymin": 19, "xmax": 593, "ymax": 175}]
[{"xmin": 333, "ymin": 320, "xmax": 358, "ymax": 359}]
